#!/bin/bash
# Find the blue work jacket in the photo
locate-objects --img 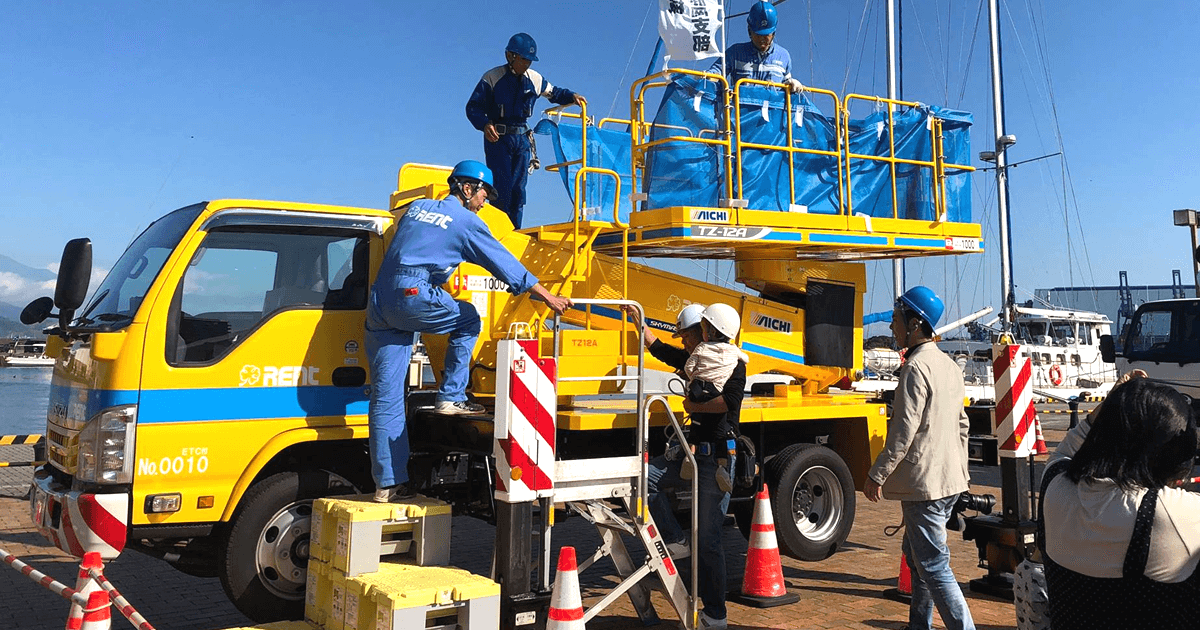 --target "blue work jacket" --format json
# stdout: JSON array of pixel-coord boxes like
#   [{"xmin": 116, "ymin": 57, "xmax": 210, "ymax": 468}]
[
  {"xmin": 466, "ymin": 65, "xmax": 577, "ymax": 129},
  {"xmin": 711, "ymin": 41, "xmax": 794, "ymax": 86},
  {"xmin": 379, "ymin": 198, "xmax": 537, "ymax": 294}
]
